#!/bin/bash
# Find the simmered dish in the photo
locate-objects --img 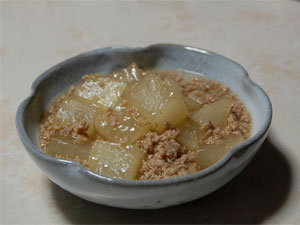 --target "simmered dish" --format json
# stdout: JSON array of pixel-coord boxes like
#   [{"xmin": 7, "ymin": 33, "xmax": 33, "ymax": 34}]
[{"xmin": 39, "ymin": 63, "xmax": 251, "ymax": 180}]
